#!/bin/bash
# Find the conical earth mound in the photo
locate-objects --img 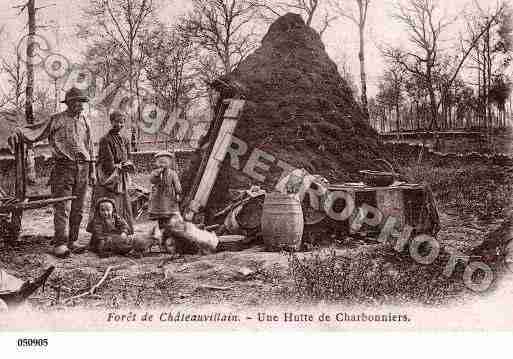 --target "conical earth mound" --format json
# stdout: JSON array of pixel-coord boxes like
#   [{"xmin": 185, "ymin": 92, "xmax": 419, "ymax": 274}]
[{"xmin": 207, "ymin": 13, "xmax": 391, "ymax": 212}]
